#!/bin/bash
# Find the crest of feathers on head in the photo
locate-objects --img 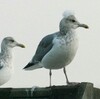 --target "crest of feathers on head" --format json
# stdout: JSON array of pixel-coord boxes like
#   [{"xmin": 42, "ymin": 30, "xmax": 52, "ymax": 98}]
[{"xmin": 63, "ymin": 10, "xmax": 75, "ymax": 18}]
